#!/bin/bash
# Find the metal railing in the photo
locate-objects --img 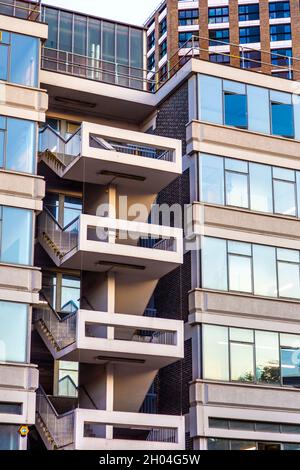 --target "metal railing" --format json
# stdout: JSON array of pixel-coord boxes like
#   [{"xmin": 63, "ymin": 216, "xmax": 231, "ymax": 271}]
[
  {"xmin": 58, "ymin": 375, "xmax": 78, "ymax": 398},
  {"xmin": 41, "ymin": 47, "xmax": 154, "ymax": 92},
  {"xmin": 34, "ymin": 295, "xmax": 76, "ymax": 351},
  {"xmin": 38, "ymin": 207, "xmax": 80, "ymax": 259},
  {"xmin": 0, "ymin": 0, "xmax": 41, "ymax": 21},
  {"xmin": 36, "ymin": 386, "xmax": 74, "ymax": 449},
  {"xmin": 139, "ymin": 237, "xmax": 176, "ymax": 252},
  {"xmin": 39, "ymin": 125, "xmax": 81, "ymax": 167},
  {"xmin": 146, "ymin": 427, "xmax": 177, "ymax": 443},
  {"xmin": 90, "ymin": 135, "xmax": 174, "ymax": 162}
]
